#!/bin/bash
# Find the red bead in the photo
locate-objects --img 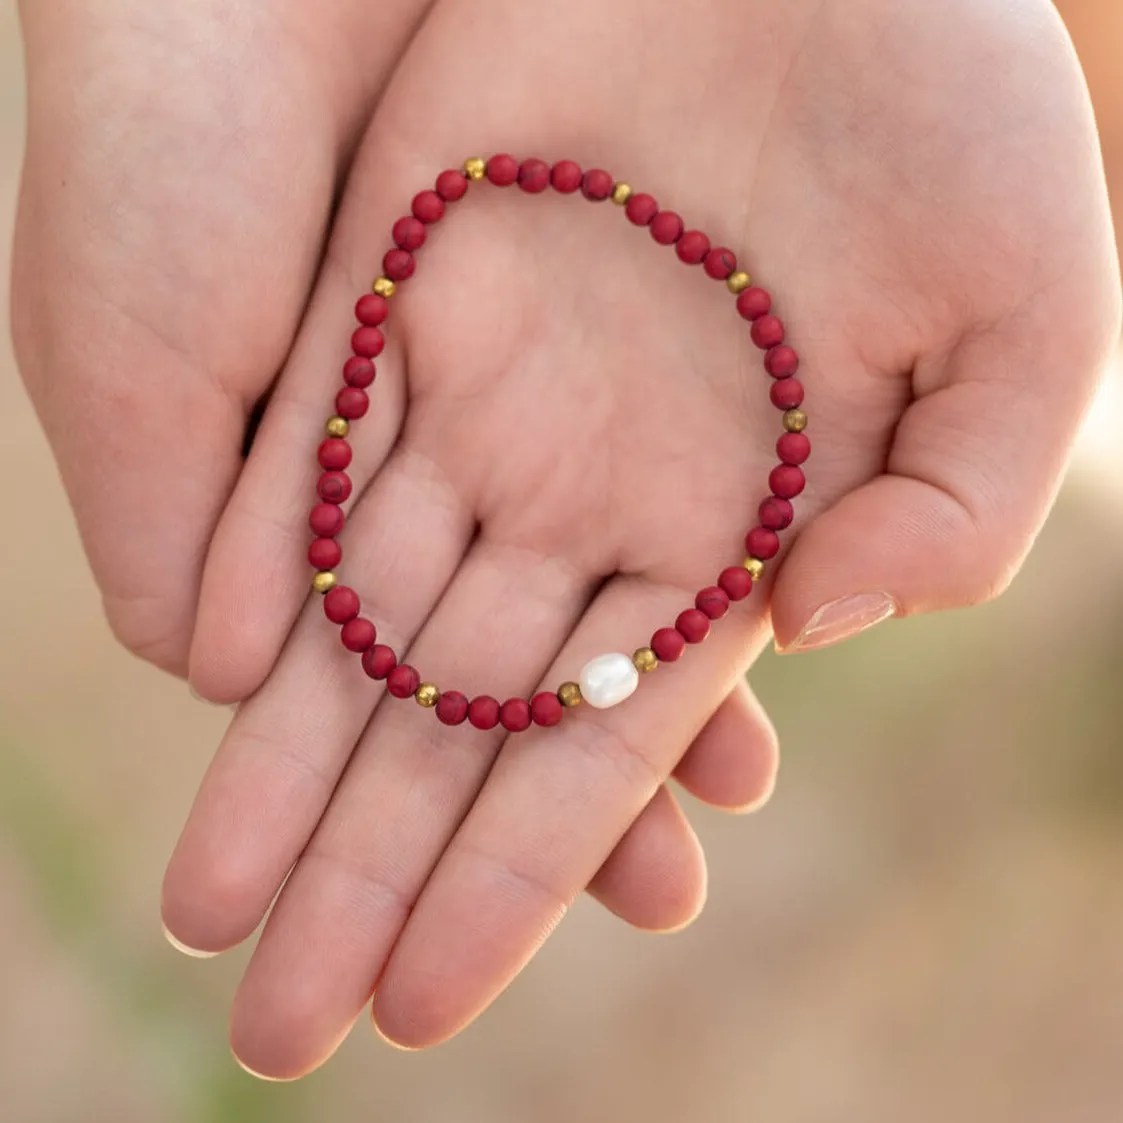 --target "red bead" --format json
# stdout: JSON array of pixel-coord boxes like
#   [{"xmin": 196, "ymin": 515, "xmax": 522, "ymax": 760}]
[
  {"xmin": 436, "ymin": 690, "xmax": 469, "ymax": 725},
  {"xmin": 625, "ymin": 193, "xmax": 658, "ymax": 225},
  {"xmin": 383, "ymin": 249, "xmax": 415, "ymax": 281},
  {"xmin": 355, "ymin": 293, "xmax": 388, "ymax": 326},
  {"xmin": 435, "ymin": 169, "xmax": 468, "ymax": 202},
  {"xmin": 650, "ymin": 211, "xmax": 684, "ymax": 245},
  {"xmin": 759, "ymin": 495, "xmax": 794, "ymax": 531},
  {"xmin": 718, "ymin": 566, "xmax": 753, "ymax": 601},
  {"xmin": 343, "ymin": 356, "xmax": 375, "ymax": 388},
  {"xmin": 736, "ymin": 287, "xmax": 772, "ymax": 321},
  {"xmin": 308, "ymin": 537, "xmax": 342, "ymax": 570},
  {"xmin": 770, "ymin": 378, "xmax": 804, "ymax": 409},
  {"xmin": 324, "ymin": 585, "xmax": 360, "ymax": 624},
  {"xmin": 765, "ymin": 345, "xmax": 800, "ymax": 378},
  {"xmin": 745, "ymin": 527, "xmax": 780, "ymax": 560},
  {"xmin": 317, "ymin": 471, "xmax": 352, "ymax": 503},
  {"xmin": 362, "ymin": 644, "xmax": 397, "ymax": 680},
  {"xmin": 411, "ymin": 189, "xmax": 445, "ymax": 223},
  {"xmin": 581, "ymin": 169, "xmax": 613, "ymax": 201},
  {"xmin": 770, "ymin": 464, "xmax": 806, "ymax": 499},
  {"xmin": 468, "ymin": 695, "xmax": 501, "ymax": 730},
  {"xmin": 351, "ymin": 326, "xmax": 385, "ymax": 358},
  {"xmin": 500, "ymin": 697, "xmax": 532, "ymax": 732},
  {"xmin": 676, "ymin": 230, "xmax": 710, "ymax": 265},
  {"xmin": 675, "ymin": 608, "xmax": 711, "ymax": 644},
  {"xmin": 317, "ymin": 437, "xmax": 352, "ymax": 471},
  {"xmin": 486, "ymin": 153, "xmax": 518, "ymax": 186},
  {"xmin": 751, "ymin": 315, "xmax": 785, "ymax": 349},
  {"xmin": 387, "ymin": 664, "xmax": 421, "ymax": 699},
  {"xmin": 341, "ymin": 616, "xmax": 376, "ymax": 653},
  {"xmin": 392, "ymin": 215, "xmax": 426, "ymax": 252},
  {"xmin": 651, "ymin": 626, "xmax": 686, "ymax": 662},
  {"xmin": 695, "ymin": 586, "xmax": 730, "ymax": 620},
  {"xmin": 335, "ymin": 387, "xmax": 369, "ymax": 420},
  {"xmin": 550, "ymin": 160, "xmax": 583, "ymax": 193},
  {"xmin": 703, "ymin": 247, "xmax": 737, "ymax": 279},
  {"xmin": 531, "ymin": 691, "xmax": 564, "ymax": 727},
  {"xmin": 777, "ymin": 432, "xmax": 811, "ymax": 465},
  {"xmin": 309, "ymin": 502, "xmax": 345, "ymax": 537},
  {"xmin": 517, "ymin": 158, "xmax": 551, "ymax": 193}
]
